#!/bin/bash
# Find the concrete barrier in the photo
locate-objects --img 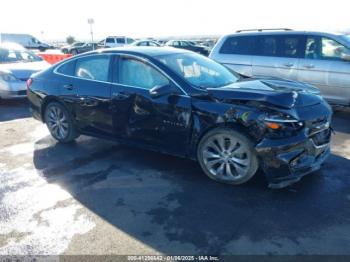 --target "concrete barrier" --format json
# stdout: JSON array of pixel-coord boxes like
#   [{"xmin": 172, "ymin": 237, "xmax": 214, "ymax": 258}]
[{"xmin": 37, "ymin": 53, "xmax": 72, "ymax": 64}]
